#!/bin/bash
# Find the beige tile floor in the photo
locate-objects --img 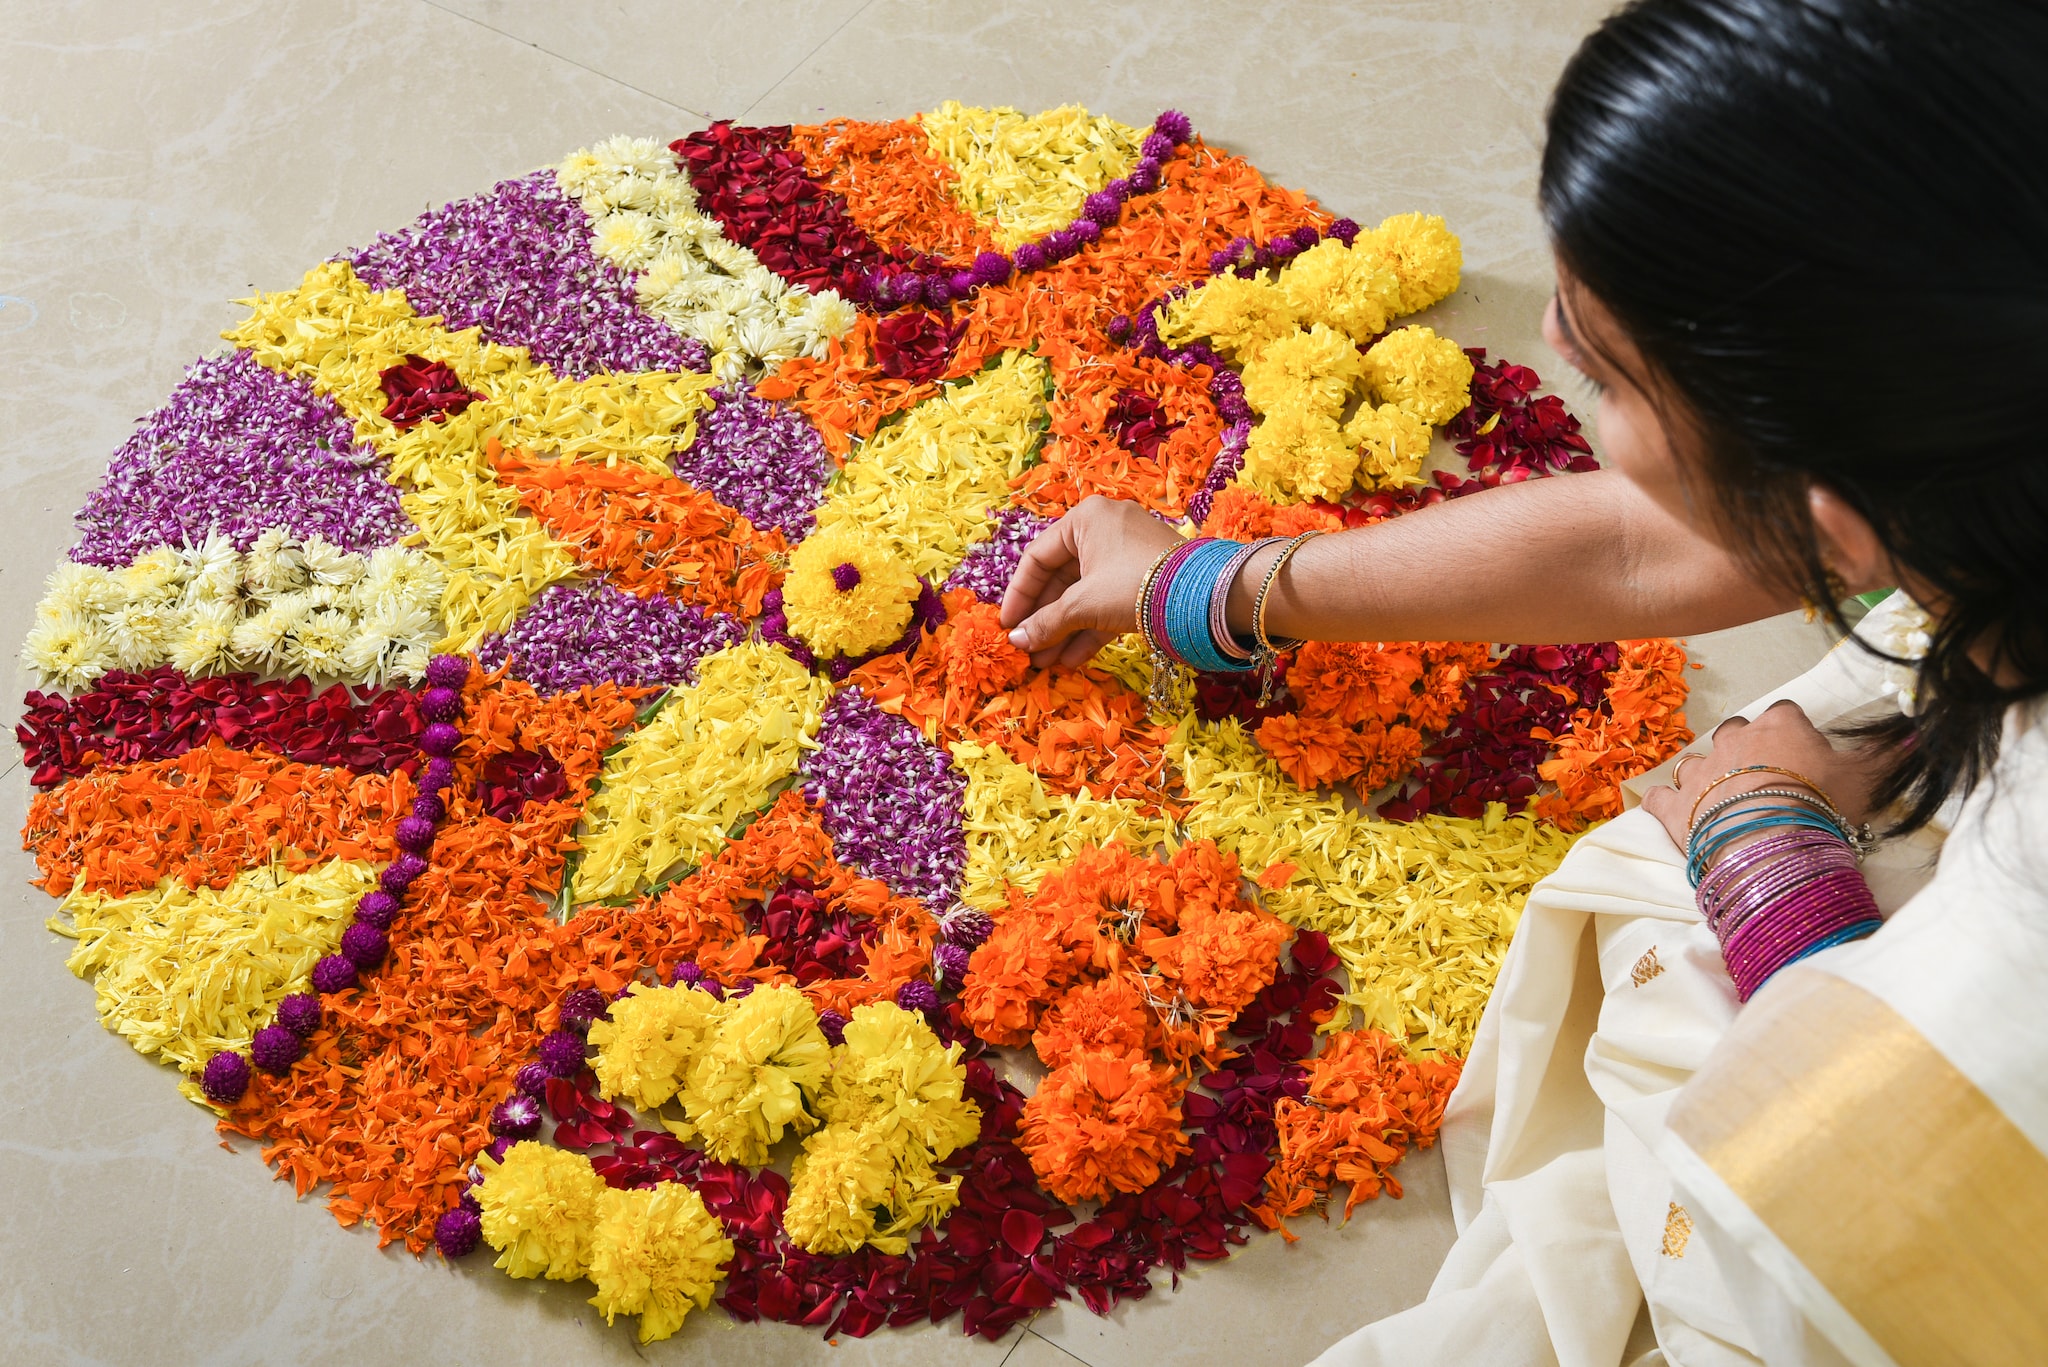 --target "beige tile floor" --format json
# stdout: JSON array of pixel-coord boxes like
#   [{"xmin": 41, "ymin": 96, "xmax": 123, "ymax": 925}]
[{"xmin": 0, "ymin": 3, "xmax": 1836, "ymax": 1364}]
